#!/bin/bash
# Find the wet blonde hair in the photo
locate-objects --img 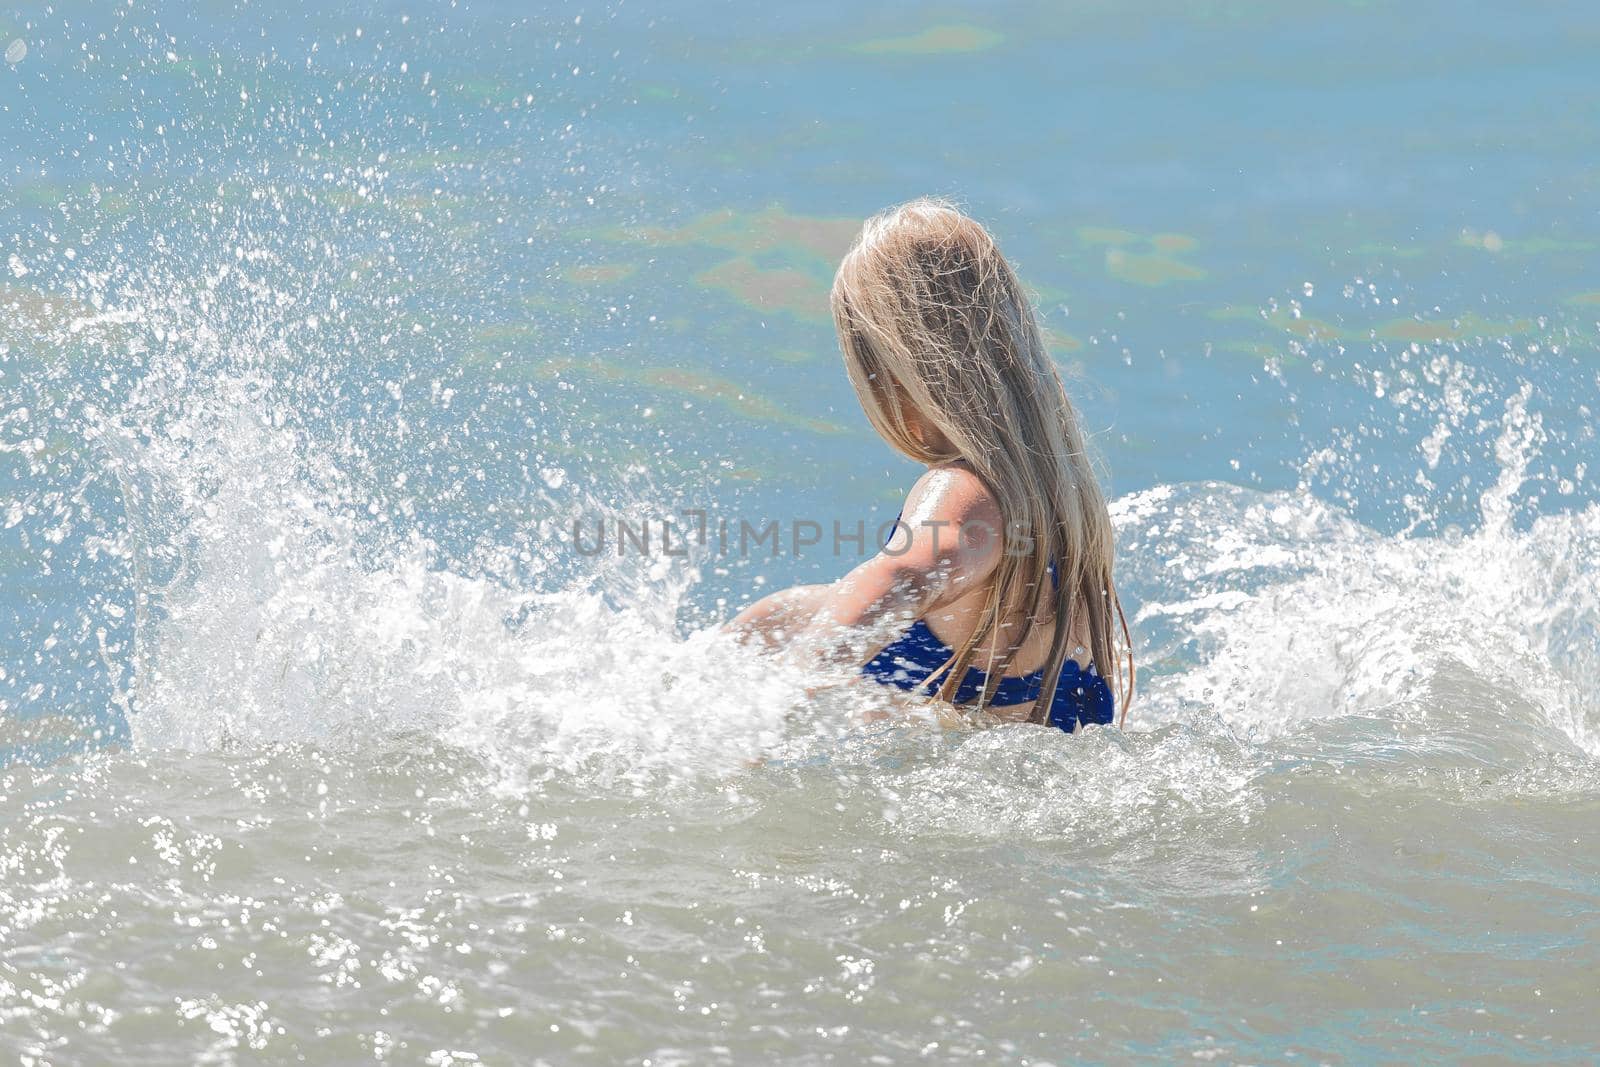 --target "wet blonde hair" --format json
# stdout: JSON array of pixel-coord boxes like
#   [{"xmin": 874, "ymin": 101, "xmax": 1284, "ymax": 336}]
[{"xmin": 831, "ymin": 197, "xmax": 1133, "ymax": 725}]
